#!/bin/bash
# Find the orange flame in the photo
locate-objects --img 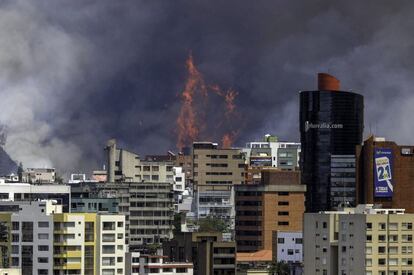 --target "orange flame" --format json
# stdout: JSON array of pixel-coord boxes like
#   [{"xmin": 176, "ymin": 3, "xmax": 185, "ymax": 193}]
[{"xmin": 176, "ymin": 53, "xmax": 240, "ymax": 150}]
